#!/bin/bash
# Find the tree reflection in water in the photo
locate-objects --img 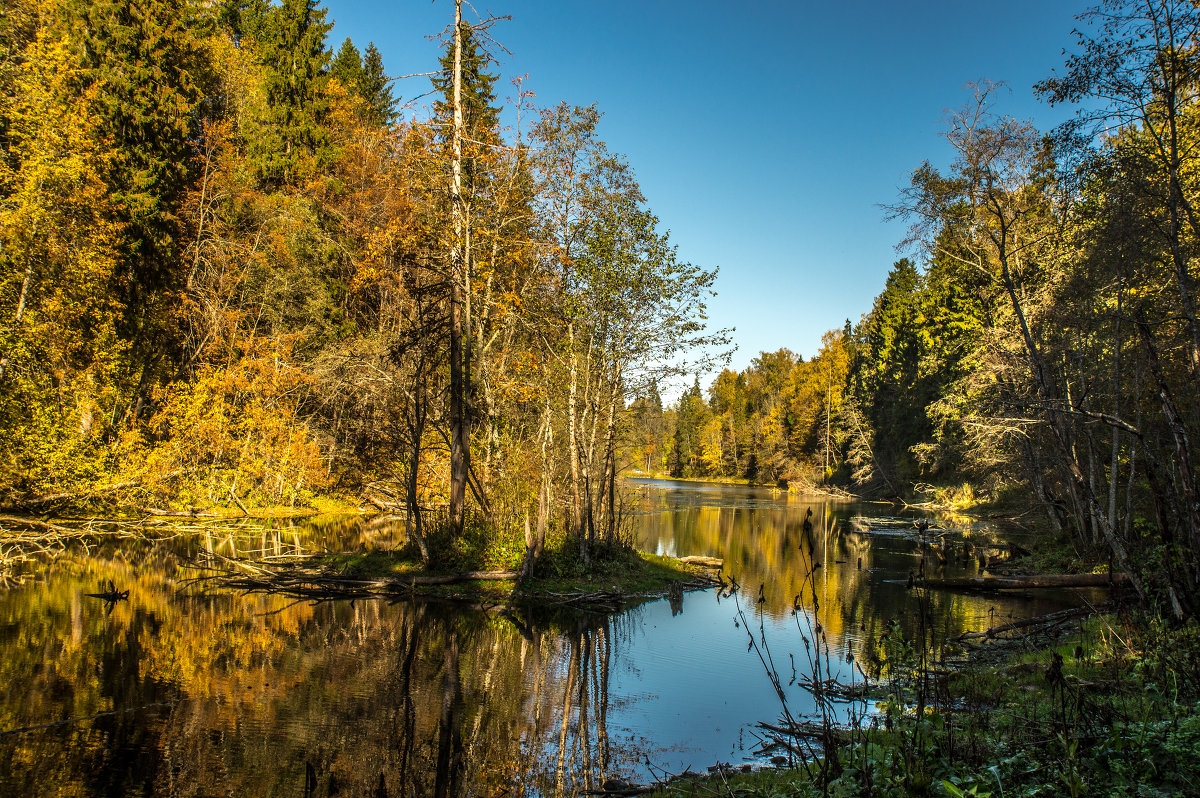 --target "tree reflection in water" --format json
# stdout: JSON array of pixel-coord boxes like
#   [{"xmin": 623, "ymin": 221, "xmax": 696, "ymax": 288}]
[{"xmin": 0, "ymin": 542, "xmax": 636, "ymax": 797}]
